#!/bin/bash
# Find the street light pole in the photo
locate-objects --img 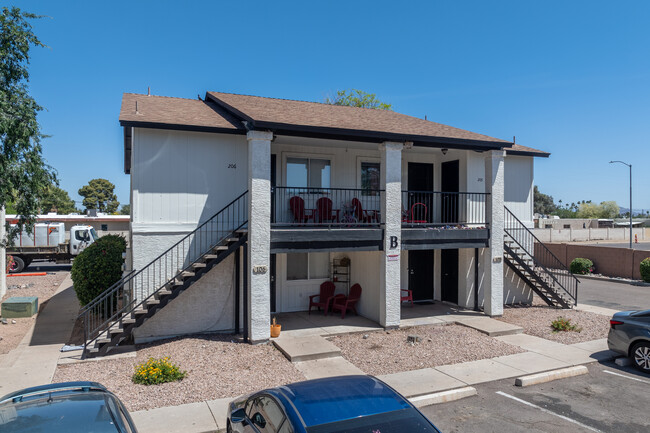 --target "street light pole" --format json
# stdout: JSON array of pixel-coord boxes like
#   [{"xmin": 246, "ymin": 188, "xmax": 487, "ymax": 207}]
[{"xmin": 610, "ymin": 160, "xmax": 632, "ymax": 249}]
